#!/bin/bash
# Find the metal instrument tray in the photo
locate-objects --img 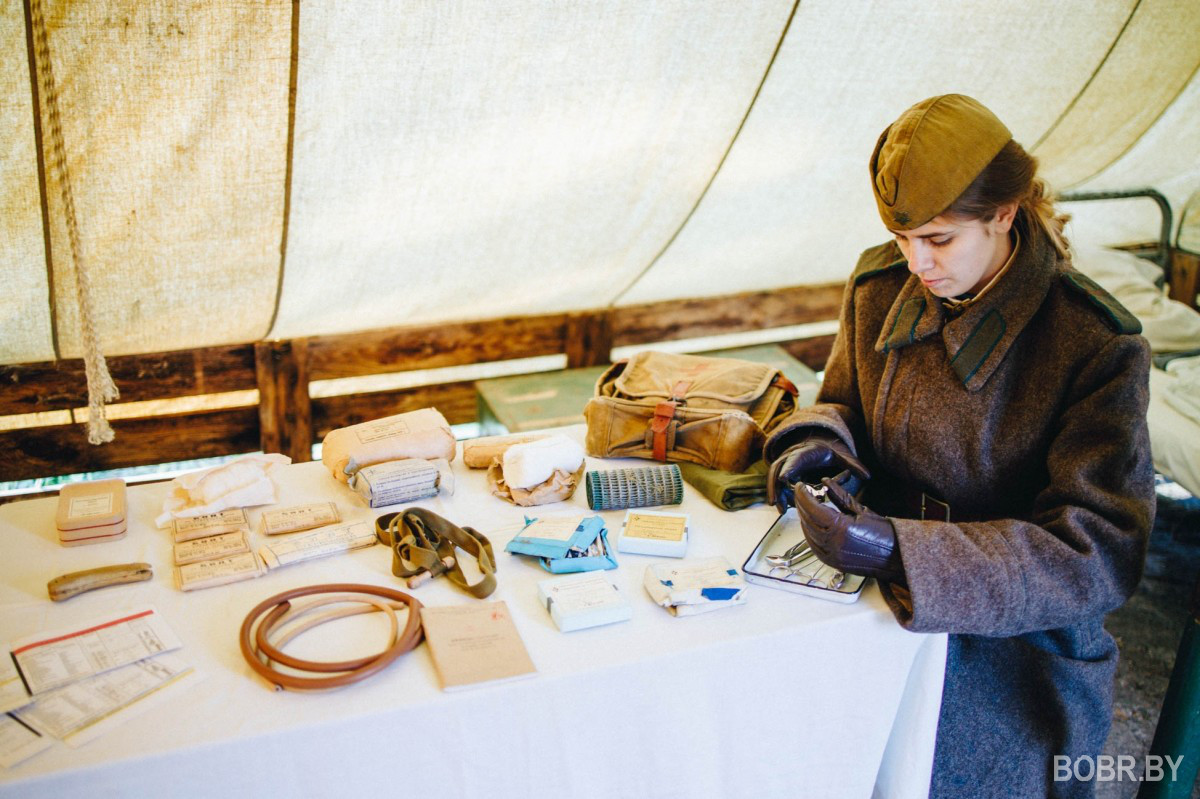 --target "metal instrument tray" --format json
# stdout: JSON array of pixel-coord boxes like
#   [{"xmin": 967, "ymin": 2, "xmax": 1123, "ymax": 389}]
[{"xmin": 742, "ymin": 509, "xmax": 866, "ymax": 604}]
